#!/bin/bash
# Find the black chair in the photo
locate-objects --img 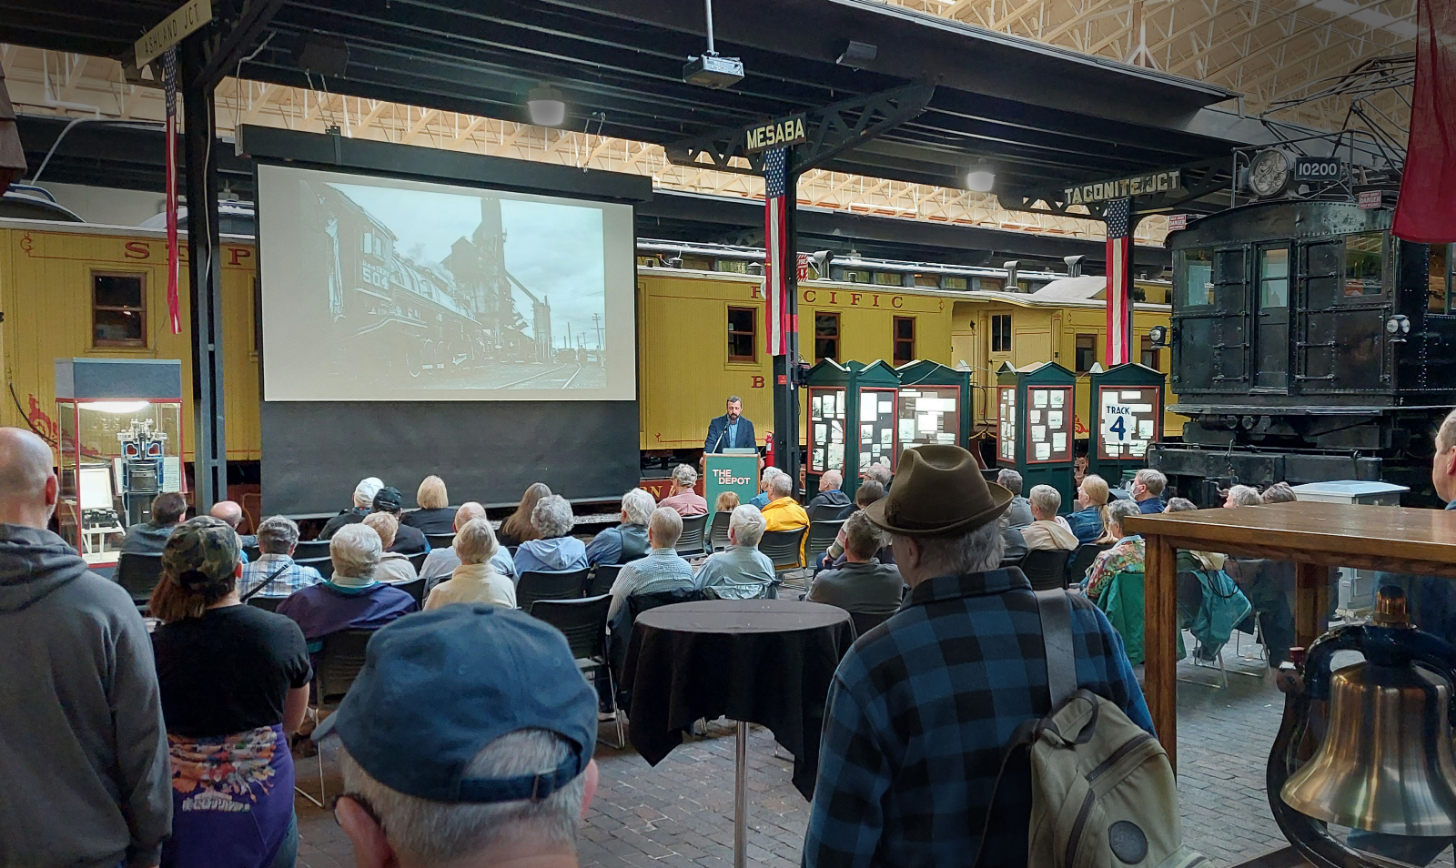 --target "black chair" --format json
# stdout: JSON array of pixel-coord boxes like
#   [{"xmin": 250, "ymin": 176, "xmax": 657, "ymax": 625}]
[
  {"xmin": 396, "ymin": 577, "xmax": 426, "ymax": 605},
  {"xmin": 530, "ymin": 595, "xmax": 622, "ymax": 748},
  {"xmin": 425, "ymin": 532, "xmax": 456, "ymax": 550},
  {"xmin": 1022, "ymin": 549, "xmax": 1073, "ymax": 591},
  {"xmin": 294, "ymin": 539, "xmax": 332, "ymax": 559},
  {"xmin": 242, "ymin": 544, "xmax": 261, "ymax": 563},
  {"xmin": 759, "ymin": 527, "xmax": 808, "ymax": 572},
  {"xmin": 707, "ymin": 511, "xmax": 733, "ymax": 552},
  {"xmin": 248, "ymin": 596, "xmax": 283, "ymax": 613},
  {"xmin": 850, "ymin": 610, "xmax": 894, "ymax": 638},
  {"xmin": 295, "ymin": 556, "xmax": 334, "ymax": 580},
  {"xmin": 1066, "ymin": 542, "xmax": 1113, "ymax": 586},
  {"xmin": 805, "ymin": 519, "xmax": 846, "ymax": 569},
  {"xmin": 517, "ymin": 569, "xmax": 591, "ymax": 612},
  {"xmin": 587, "ymin": 563, "xmax": 621, "ymax": 598},
  {"xmin": 300, "ymin": 628, "xmax": 375, "ymax": 806},
  {"xmin": 115, "ymin": 552, "xmax": 164, "ymax": 606},
  {"xmin": 407, "ymin": 551, "xmax": 428, "ymax": 572},
  {"xmin": 808, "ymin": 502, "xmax": 855, "ymax": 522},
  {"xmin": 676, "ymin": 514, "xmax": 709, "ymax": 556}
]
